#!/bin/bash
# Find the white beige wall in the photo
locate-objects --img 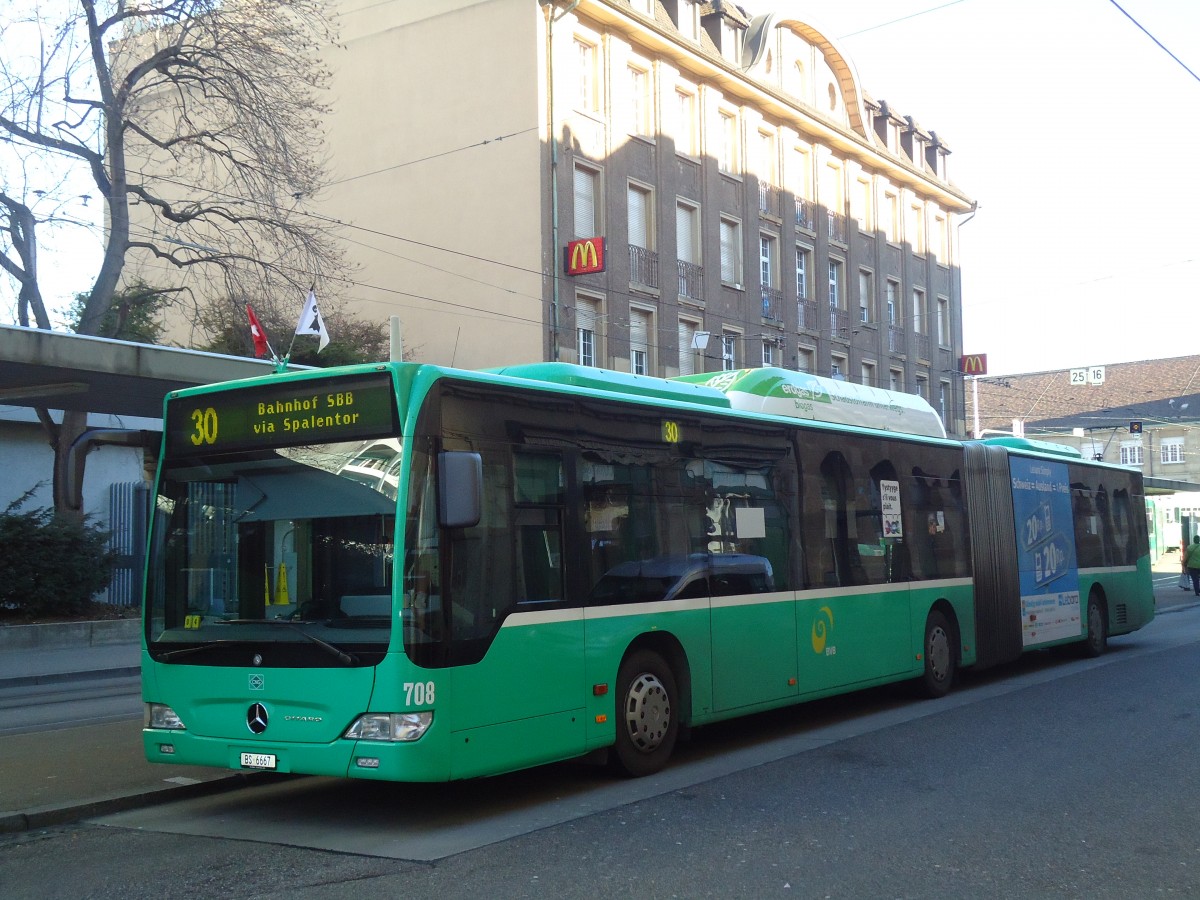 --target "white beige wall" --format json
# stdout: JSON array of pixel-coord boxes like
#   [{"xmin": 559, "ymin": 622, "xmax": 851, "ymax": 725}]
[{"xmin": 326, "ymin": 0, "xmax": 548, "ymax": 367}]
